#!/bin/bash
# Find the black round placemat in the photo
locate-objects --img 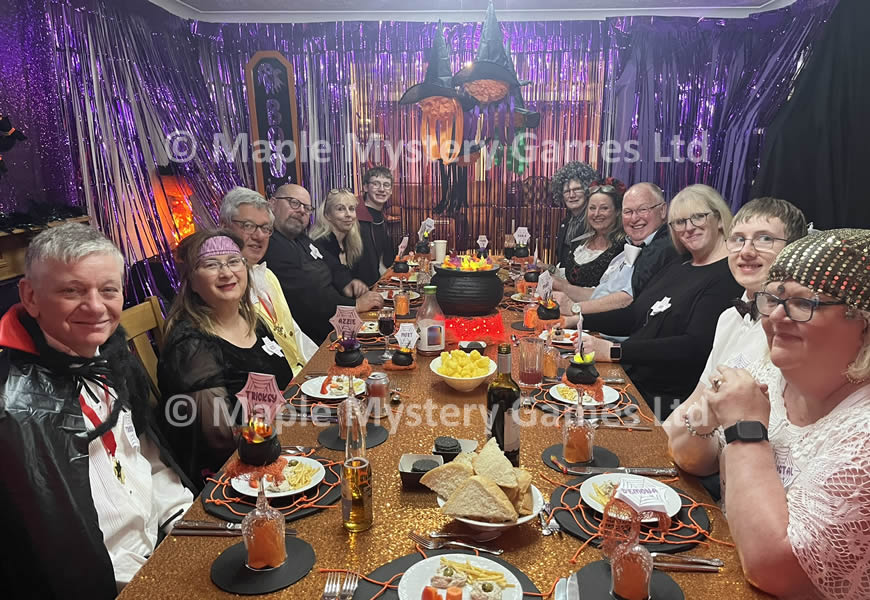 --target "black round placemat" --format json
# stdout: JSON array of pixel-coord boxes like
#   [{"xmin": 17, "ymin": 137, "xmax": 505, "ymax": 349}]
[
  {"xmin": 211, "ymin": 537, "xmax": 316, "ymax": 595},
  {"xmin": 351, "ymin": 549, "xmax": 541, "ymax": 600},
  {"xmin": 510, "ymin": 321, "xmax": 535, "ymax": 332},
  {"xmin": 550, "ymin": 477, "xmax": 710, "ymax": 554},
  {"xmin": 541, "ymin": 444, "xmax": 620, "ymax": 473},
  {"xmin": 201, "ymin": 456, "xmax": 341, "ymax": 523},
  {"xmin": 318, "ymin": 422, "xmax": 388, "ymax": 451},
  {"xmin": 576, "ymin": 560, "xmax": 684, "ymax": 600}
]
